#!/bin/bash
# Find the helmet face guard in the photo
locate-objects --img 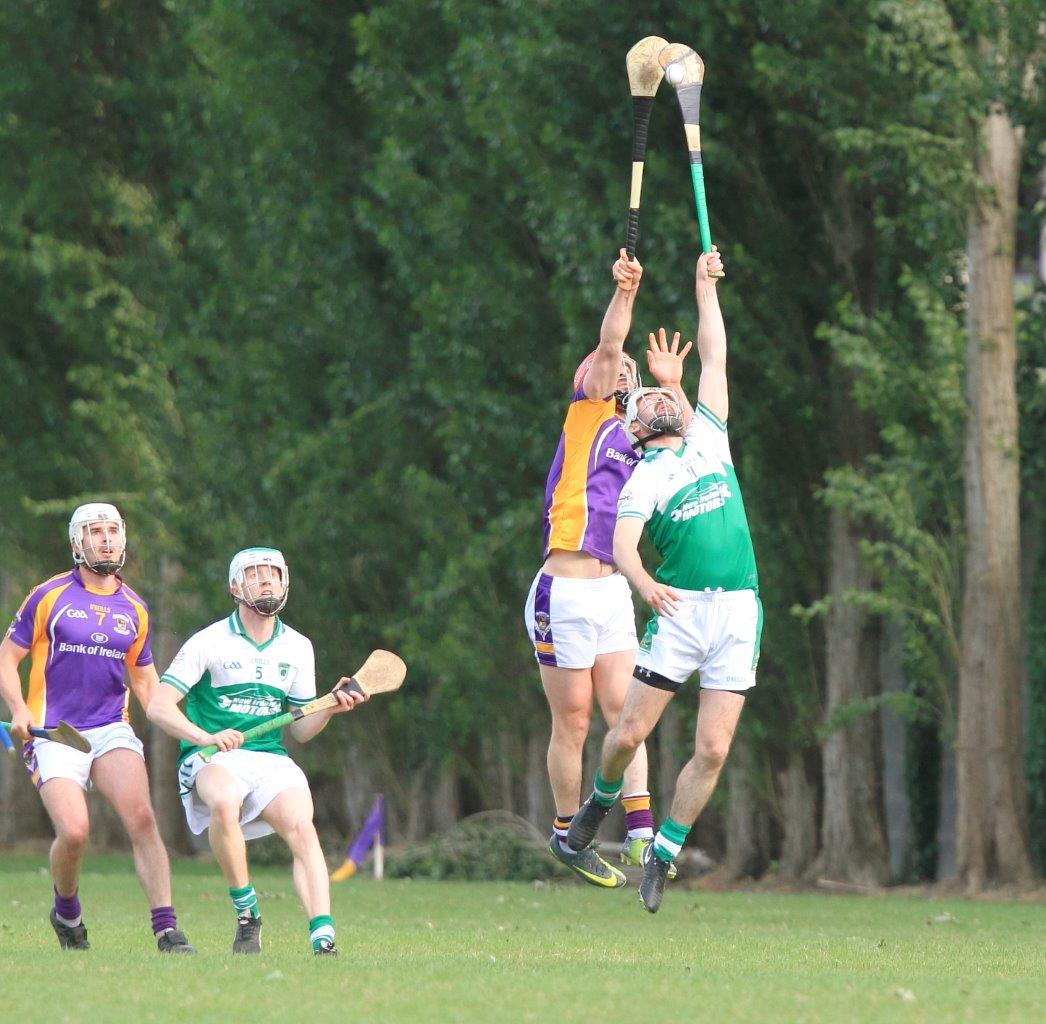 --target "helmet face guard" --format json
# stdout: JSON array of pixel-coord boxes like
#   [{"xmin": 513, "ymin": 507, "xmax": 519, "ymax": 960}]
[
  {"xmin": 69, "ymin": 503, "xmax": 126, "ymax": 576},
  {"xmin": 623, "ymin": 388, "xmax": 685, "ymax": 446},
  {"xmin": 229, "ymin": 547, "xmax": 290, "ymax": 617}
]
